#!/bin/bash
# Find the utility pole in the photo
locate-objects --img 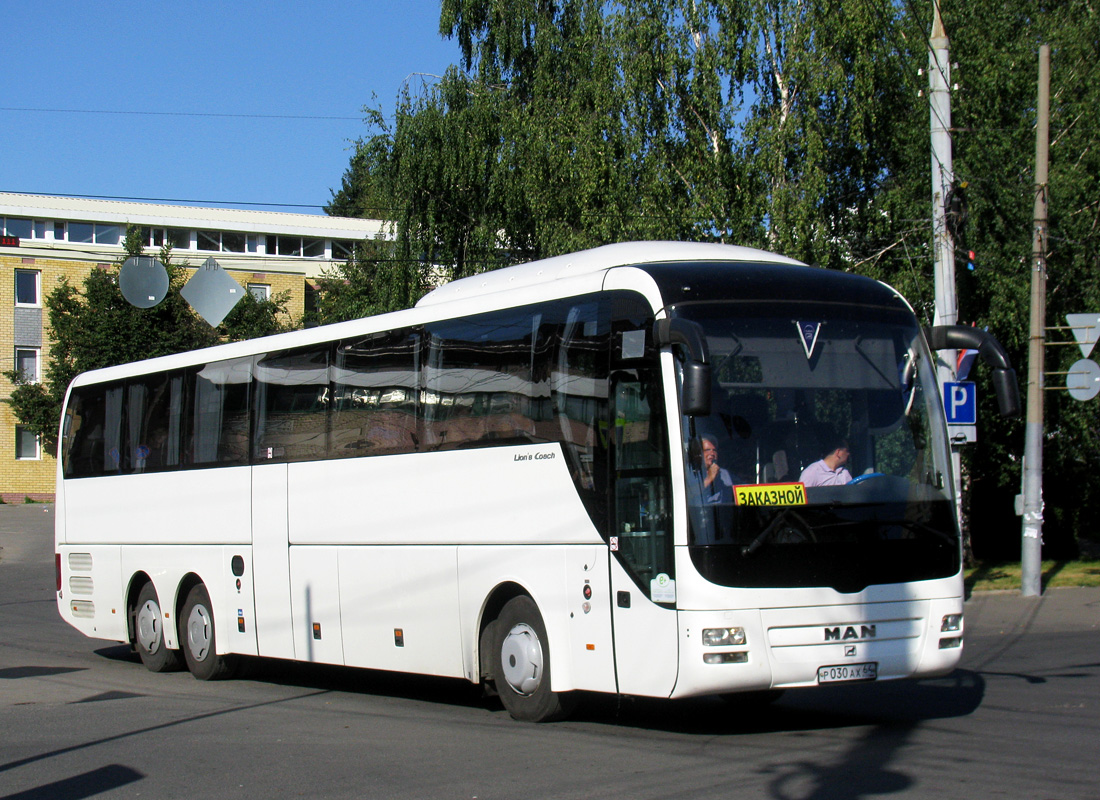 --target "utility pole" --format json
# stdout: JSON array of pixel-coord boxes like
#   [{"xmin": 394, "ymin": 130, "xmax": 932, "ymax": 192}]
[
  {"xmin": 929, "ymin": 3, "xmax": 962, "ymax": 527},
  {"xmin": 1021, "ymin": 45, "xmax": 1050, "ymax": 598}
]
